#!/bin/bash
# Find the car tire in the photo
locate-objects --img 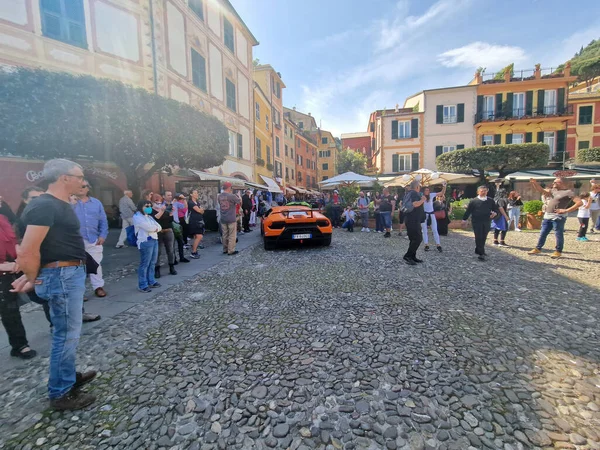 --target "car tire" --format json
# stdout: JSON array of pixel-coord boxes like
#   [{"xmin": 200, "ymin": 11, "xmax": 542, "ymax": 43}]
[
  {"xmin": 260, "ymin": 224, "xmax": 264, "ymax": 236},
  {"xmin": 323, "ymin": 235, "xmax": 332, "ymax": 246},
  {"xmin": 264, "ymin": 238, "xmax": 276, "ymax": 251}
]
